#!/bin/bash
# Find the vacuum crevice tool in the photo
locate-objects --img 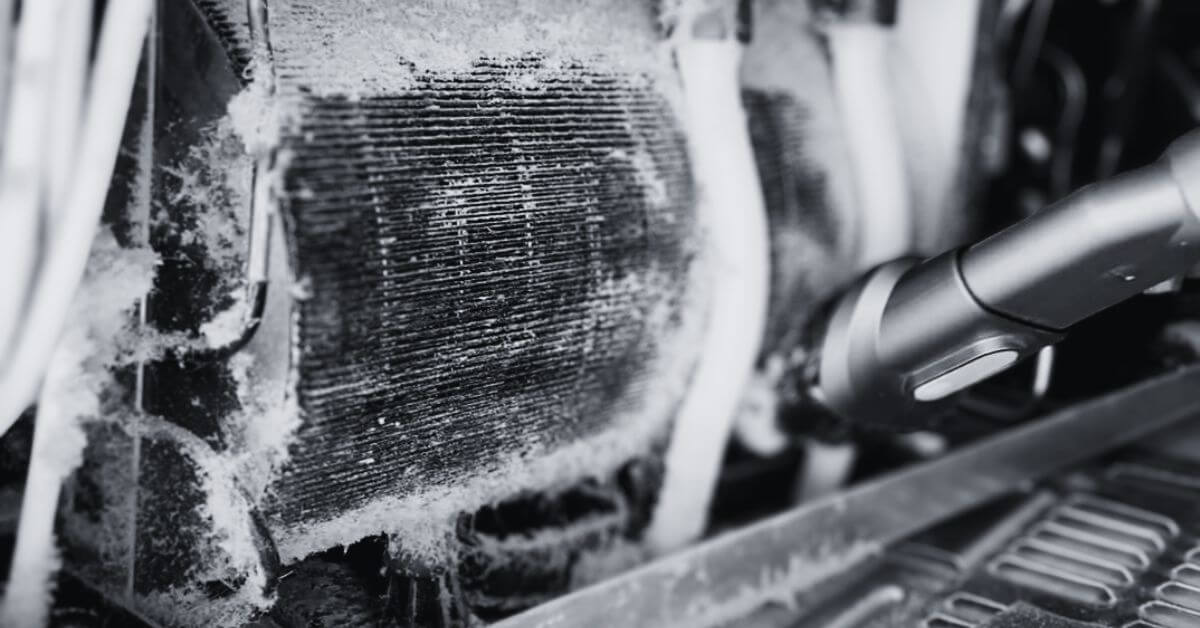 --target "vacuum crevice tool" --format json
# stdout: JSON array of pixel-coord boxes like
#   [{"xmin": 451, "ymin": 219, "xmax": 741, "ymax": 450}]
[{"xmin": 814, "ymin": 128, "xmax": 1200, "ymax": 430}]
